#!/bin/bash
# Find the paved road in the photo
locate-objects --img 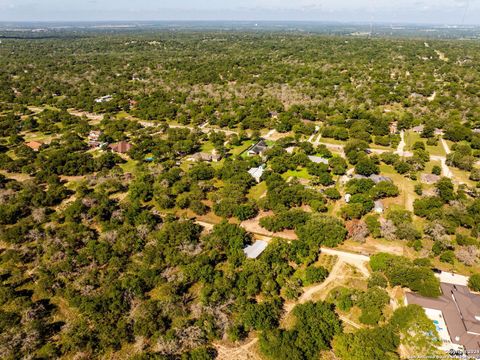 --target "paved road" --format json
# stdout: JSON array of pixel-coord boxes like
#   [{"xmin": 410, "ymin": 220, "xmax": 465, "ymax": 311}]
[{"xmin": 435, "ymin": 271, "xmax": 469, "ymax": 286}]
